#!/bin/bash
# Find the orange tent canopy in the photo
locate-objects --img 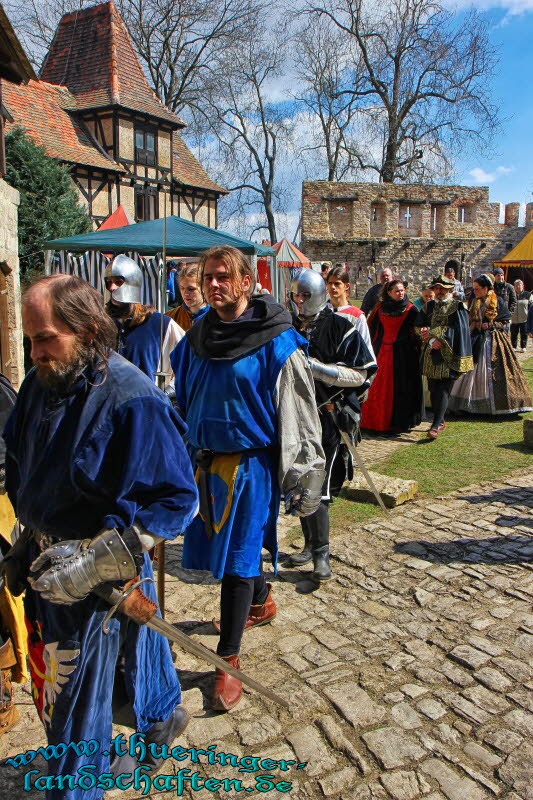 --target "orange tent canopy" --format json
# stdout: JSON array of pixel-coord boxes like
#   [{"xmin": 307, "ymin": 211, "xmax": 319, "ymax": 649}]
[
  {"xmin": 274, "ymin": 238, "xmax": 311, "ymax": 268},
  {"xmin": 98, "ymin": 205, "xmax": 134, "ymax": 231}
]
